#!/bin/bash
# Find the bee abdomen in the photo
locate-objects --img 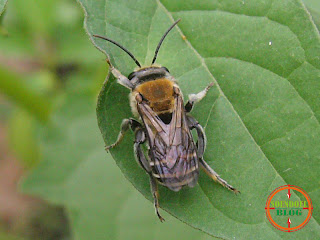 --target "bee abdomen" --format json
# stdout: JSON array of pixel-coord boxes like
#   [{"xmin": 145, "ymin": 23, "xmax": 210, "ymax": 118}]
[
  {"xmin": 154, "ymin": 170, "xmax": 199, "ymax": 192},
  {"xmin": 151, "ymin": 165, "xmax": 197, "ymax": 179},
  {"xmin": 150, "ymin": 150, "xmax": 199, "ymax": 192}
]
